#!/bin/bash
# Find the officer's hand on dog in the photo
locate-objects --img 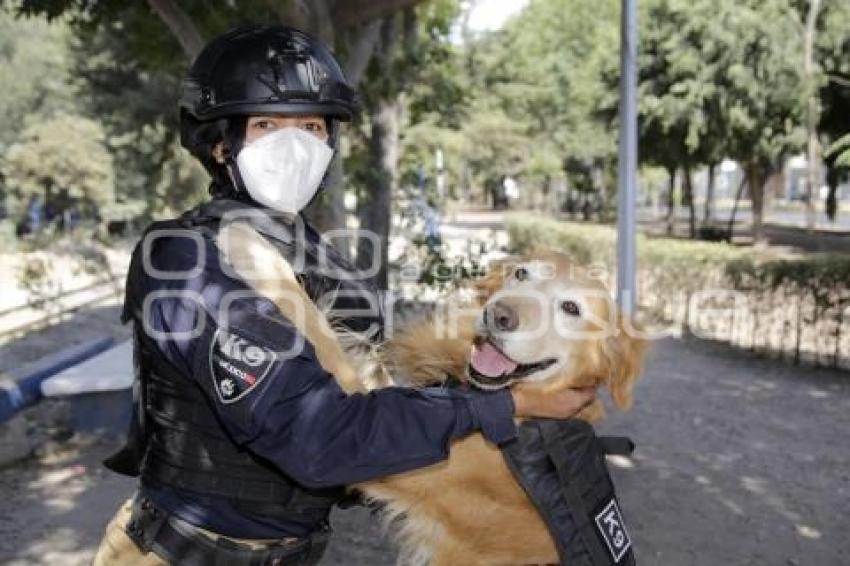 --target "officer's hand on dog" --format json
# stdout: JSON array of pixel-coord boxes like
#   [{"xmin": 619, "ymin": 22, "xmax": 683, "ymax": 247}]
[{"xmin": 511, "ymin": 385, "xmax": 597, "ymax": 419}]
